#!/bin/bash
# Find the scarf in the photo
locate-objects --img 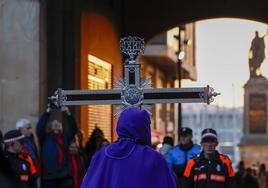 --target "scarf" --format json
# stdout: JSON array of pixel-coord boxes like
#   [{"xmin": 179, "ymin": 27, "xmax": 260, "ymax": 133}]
[{"xmin": 52, "ymin": 132, "xmax": 64, "ymax": 169}]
